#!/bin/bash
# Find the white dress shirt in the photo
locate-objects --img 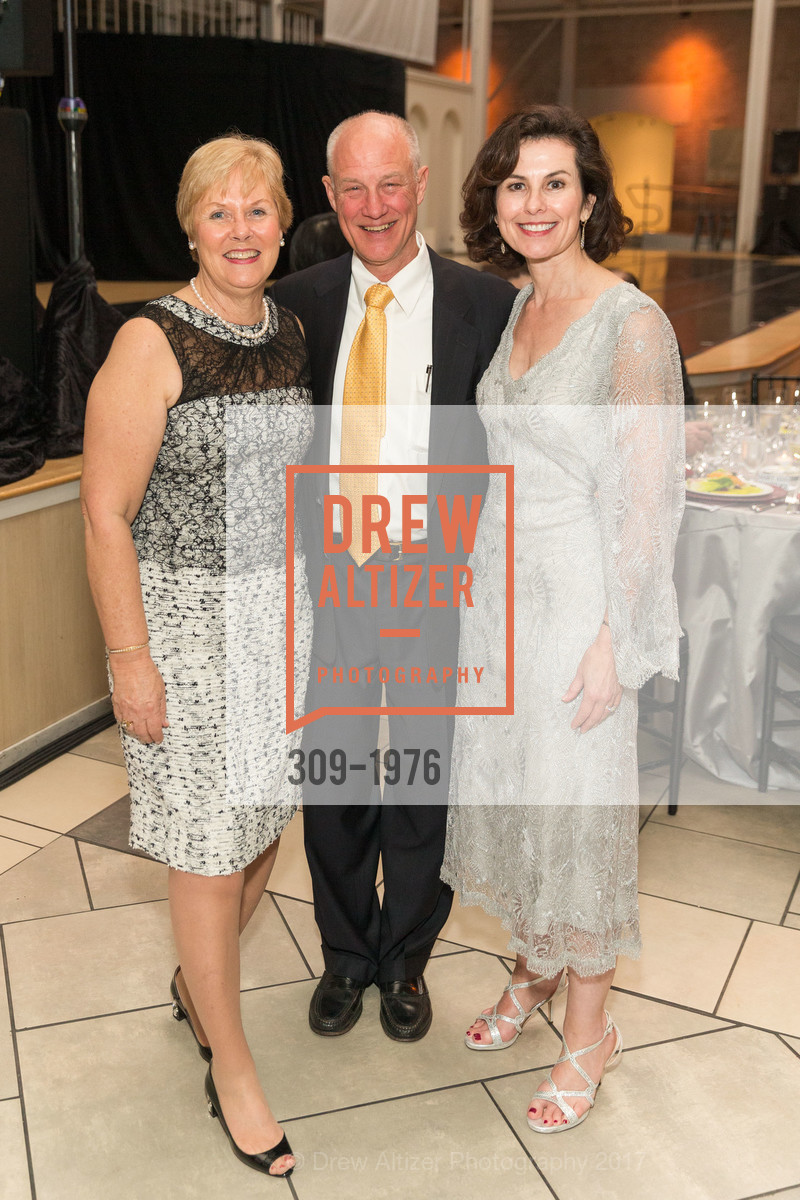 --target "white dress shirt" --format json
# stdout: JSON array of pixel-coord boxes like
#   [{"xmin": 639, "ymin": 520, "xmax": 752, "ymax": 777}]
[{"xmin": 329, "ymin": 231, "xmax": 433, "ymax": 540}]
